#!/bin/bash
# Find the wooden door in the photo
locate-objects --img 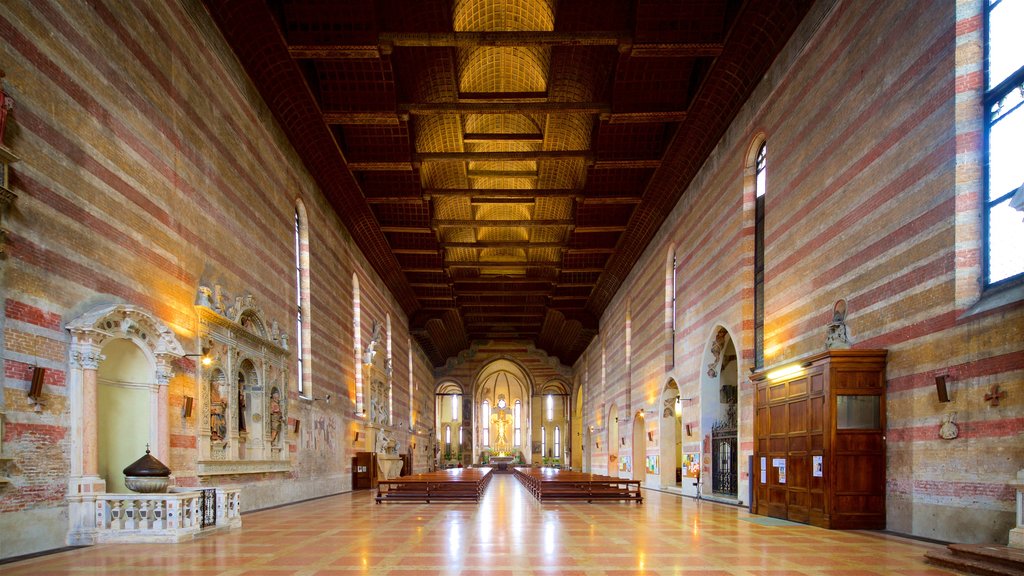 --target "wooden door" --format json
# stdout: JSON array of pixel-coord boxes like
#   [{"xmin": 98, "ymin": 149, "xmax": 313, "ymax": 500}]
[{"xmin": 755, "ymin": 365, "xmax": 827, "ymax": 526}]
